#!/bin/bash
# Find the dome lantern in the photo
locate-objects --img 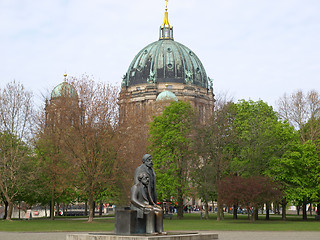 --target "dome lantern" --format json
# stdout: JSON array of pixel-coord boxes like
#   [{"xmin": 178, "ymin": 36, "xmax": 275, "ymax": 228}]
[{"xmin": 159, "ymin": 0, "xmax": 173, "ymax": 40}]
